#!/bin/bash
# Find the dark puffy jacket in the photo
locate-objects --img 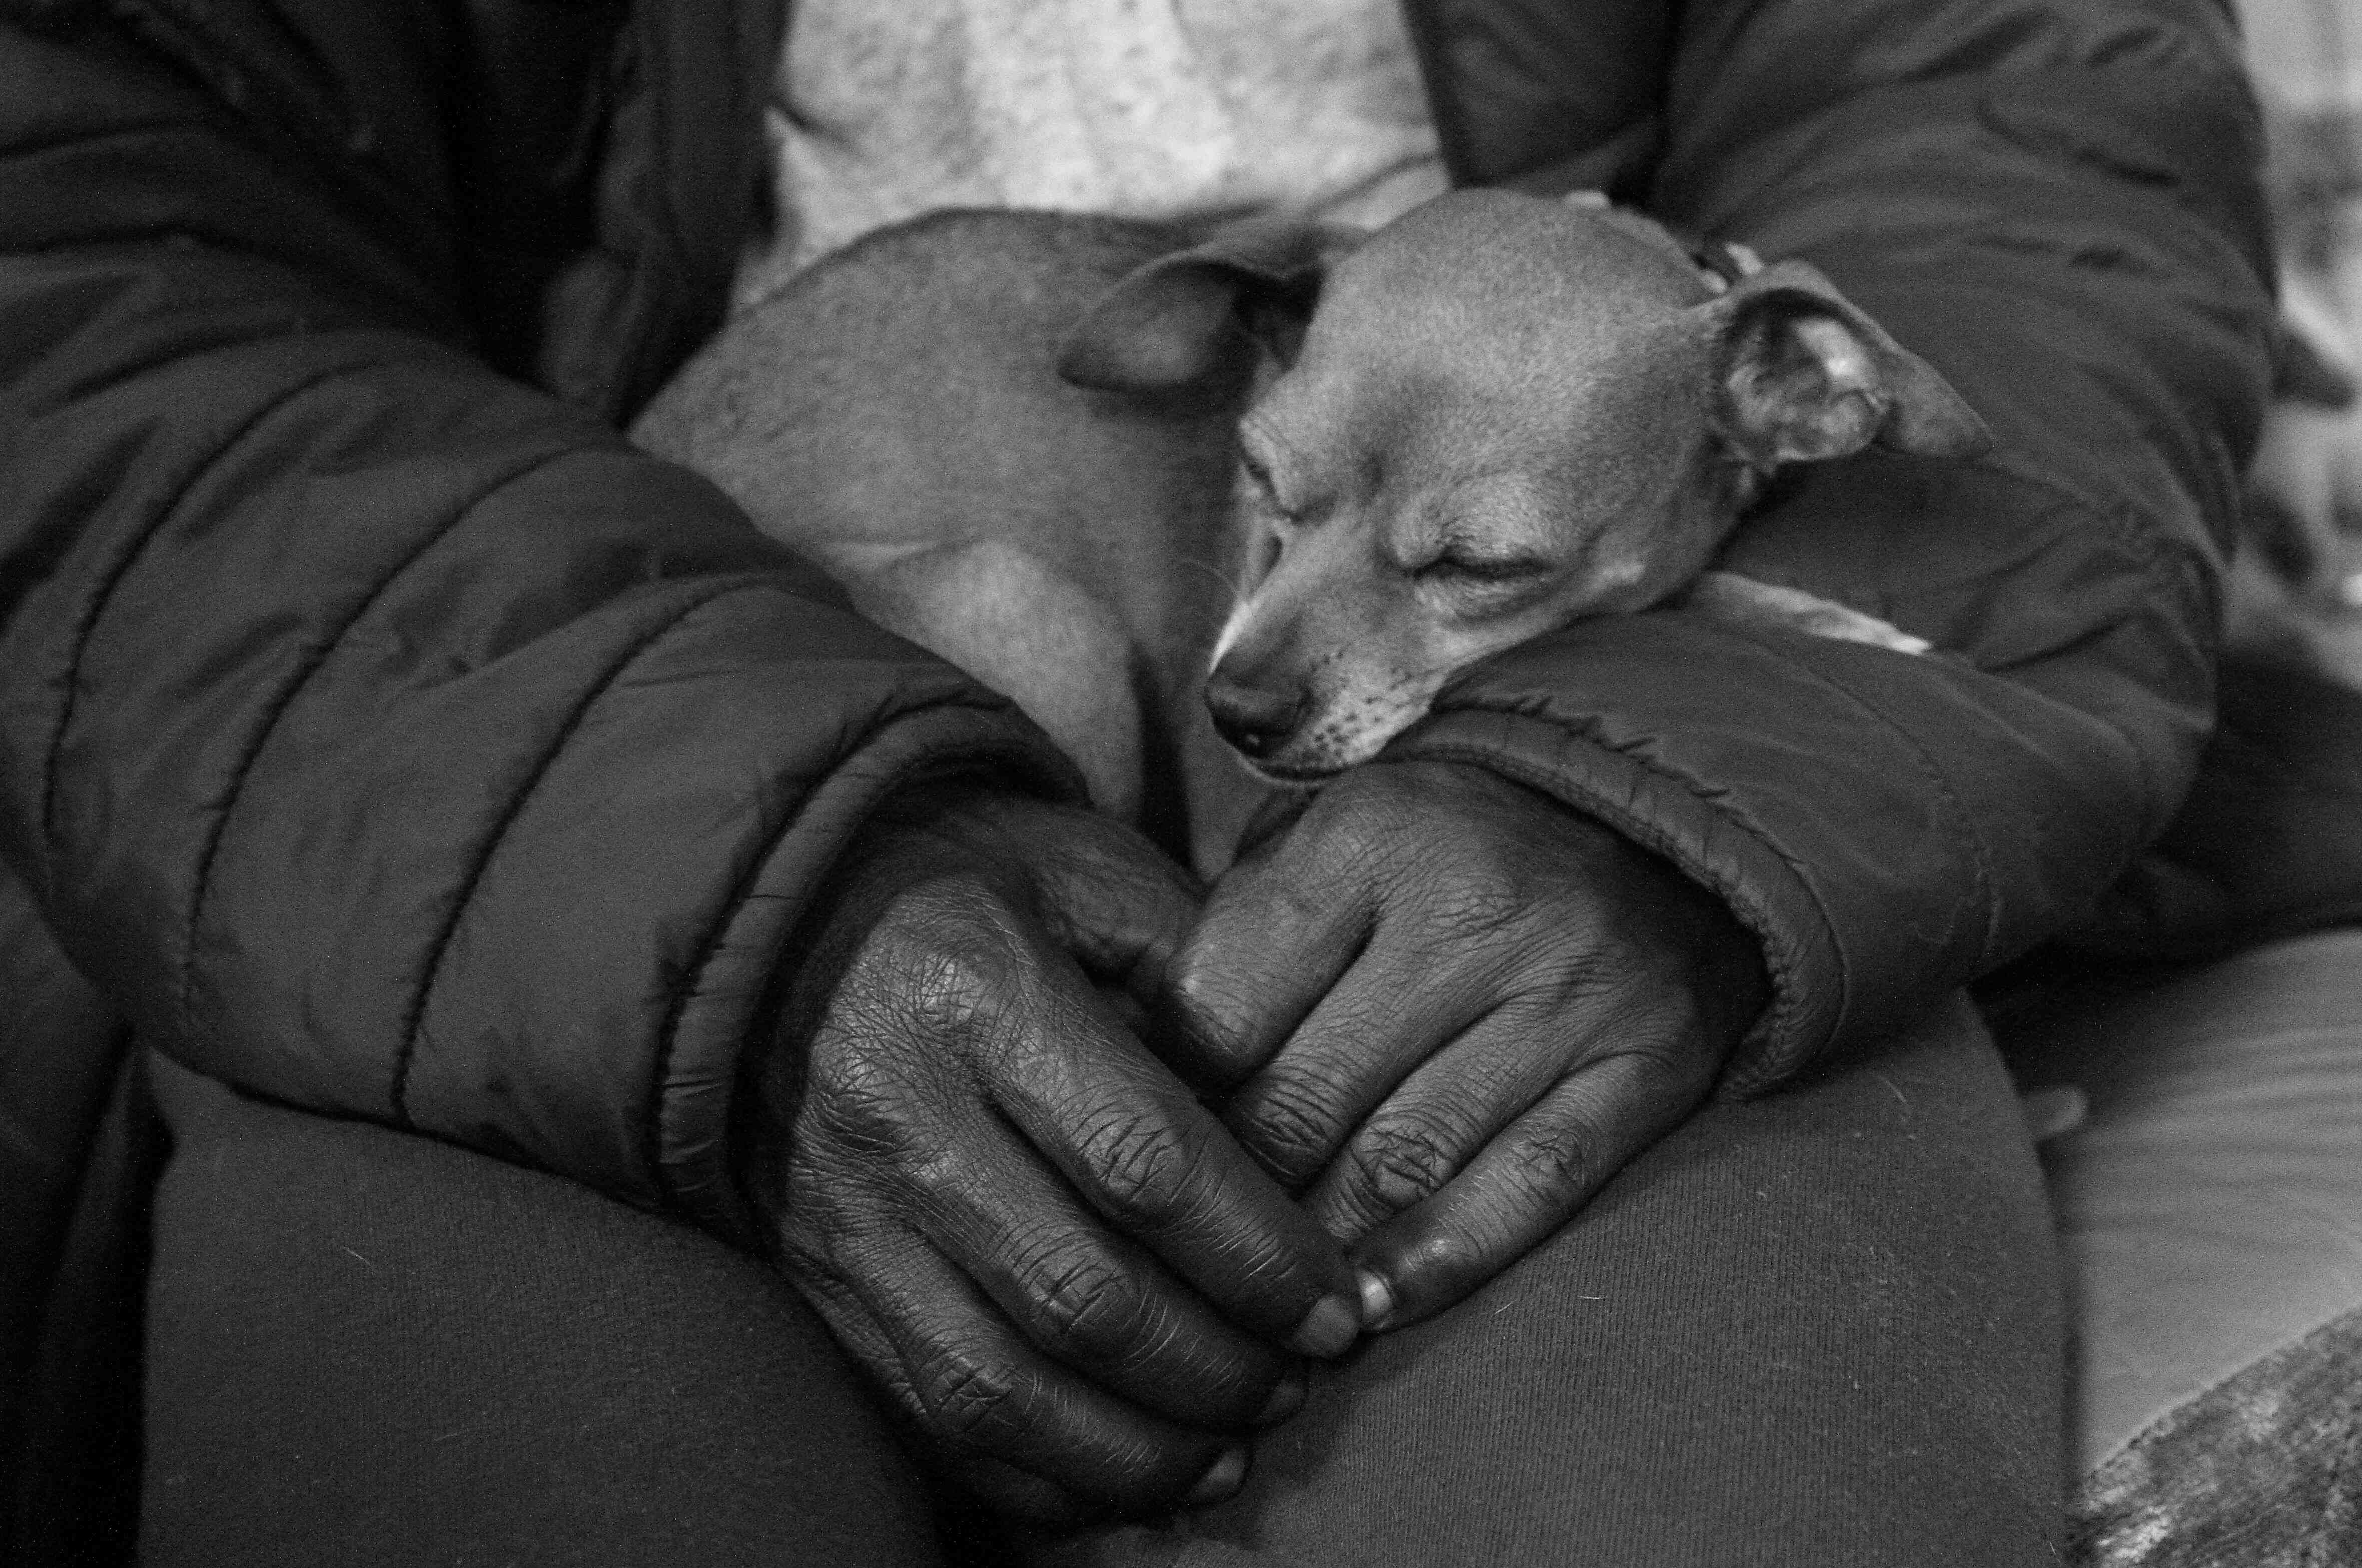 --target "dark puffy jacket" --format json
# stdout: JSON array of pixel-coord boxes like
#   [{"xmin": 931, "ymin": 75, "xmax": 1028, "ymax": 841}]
[{"xmin": 0, "ymin": 0, "xmax": 2277, "ymax": 1552}]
